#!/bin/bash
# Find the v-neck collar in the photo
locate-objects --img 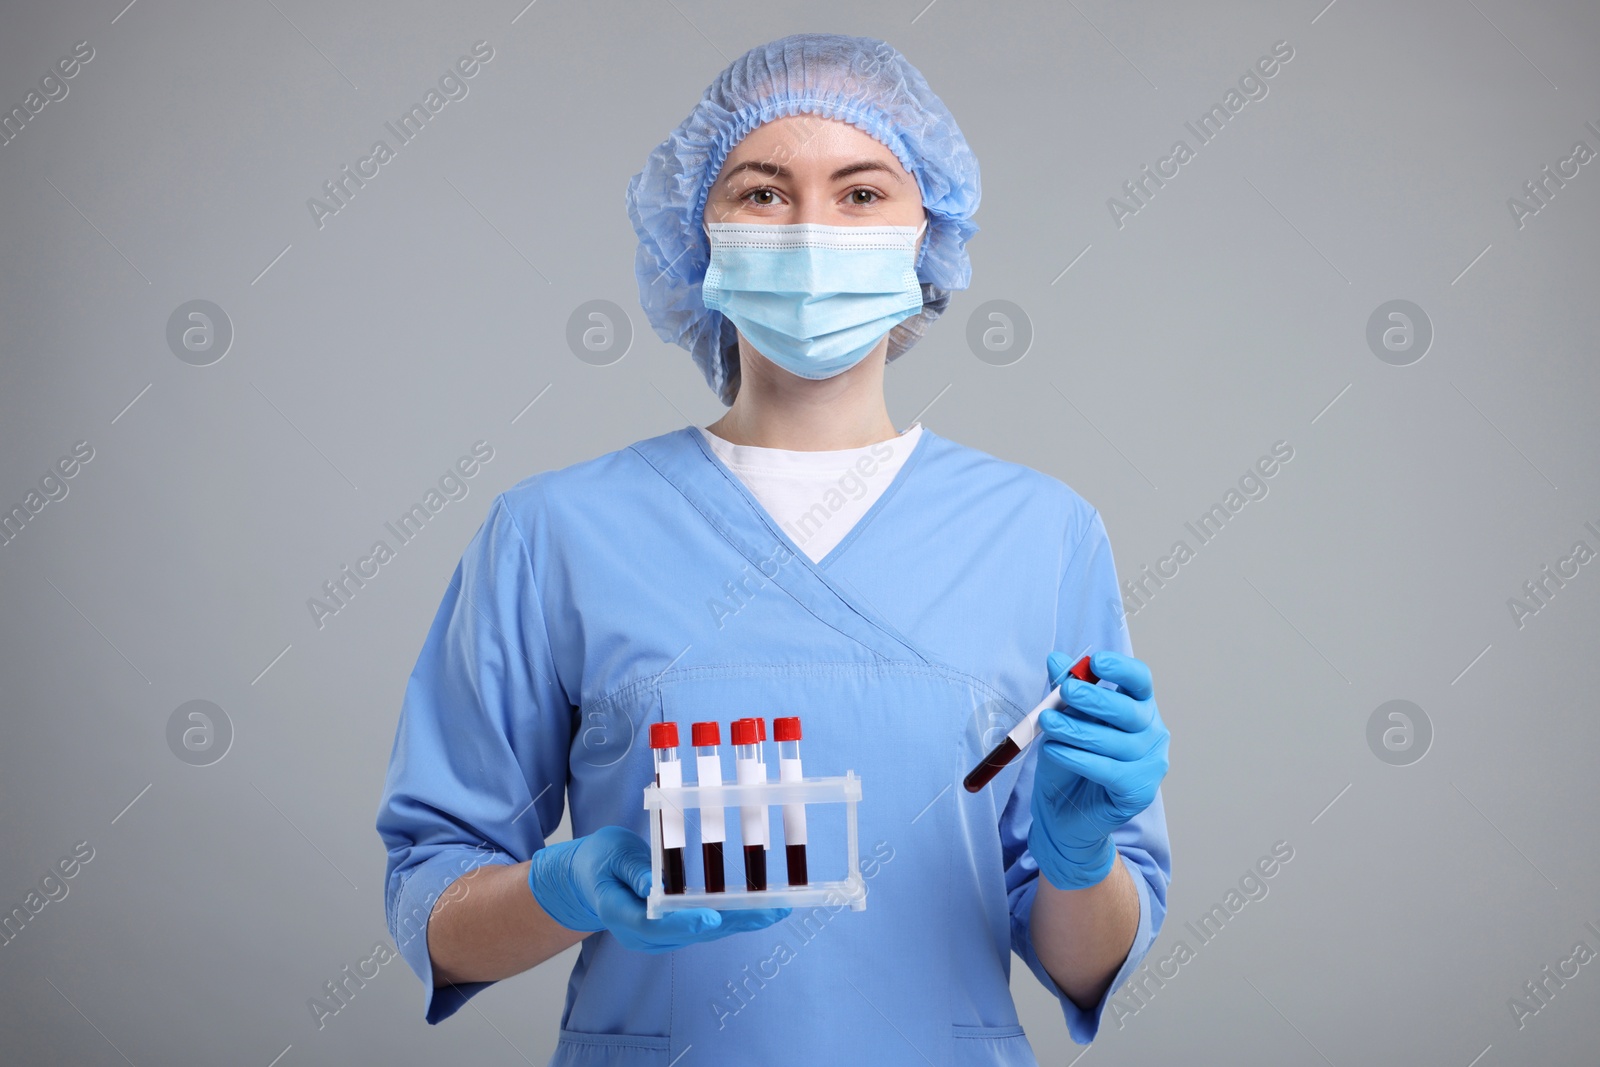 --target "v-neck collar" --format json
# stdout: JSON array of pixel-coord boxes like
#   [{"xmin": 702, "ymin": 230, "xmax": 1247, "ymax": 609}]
[
  {"xmin": 630, "ymin": 426, "xmax": 935, "ymax": 665},
  {"xmin": 690, "ymin": 423, "xmax": 932, "ymax": 570},
  {"xmin": 693, "ymin": 424, "xmax": 926, "ymax": 568}
]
